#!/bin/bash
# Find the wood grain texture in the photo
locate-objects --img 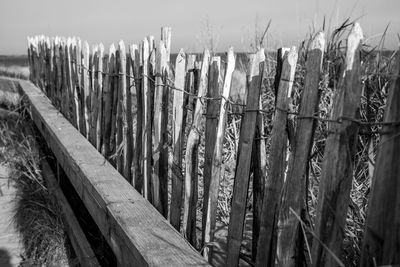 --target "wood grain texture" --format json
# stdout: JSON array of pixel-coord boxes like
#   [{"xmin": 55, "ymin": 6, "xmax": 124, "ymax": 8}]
[
  {"xmin": 17, "ymin": 78, "xmax": 210, "ymax": 267},
  {"xmin": 276, "ymin": 32, "xmax": 325, "ymax": 267},
  {"xmin": 183, "ymin": 49, "xmax": 210, "ymax": 246},
  {"xmin": 226, "ymin": 49, "xmax": 265, "ymax": 267},
  {"xmin": 203, "ymin": 48, "xmax": 235, "ymax": 261},
  {"xmin": 96, "ymin": 43, "xmax": 104, "ymax": 152},
  {"xmin": 256, "ymin": 47, "xmax": 298, "ymax": 267},
  {"xmin": 170, "ymin": 49, "xmax": 186, "ymax": 230},
  {"xmin": 311, "ymin": 23, "xmax": 363, "ymax": 267},
  {"xmin": 361, "ymin": 48, "xmax": 400, "ymax": 267},
  {"xmin": 152, "ymin": 41, "xmax": 169, "ymax": 216},
  {"xmin": 81, "ymin": 41, "xmax": 90, "ymax": 138},
  {"xmin": 202, "ymin": 56, "xmax": 221, "ymax": 253}
]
